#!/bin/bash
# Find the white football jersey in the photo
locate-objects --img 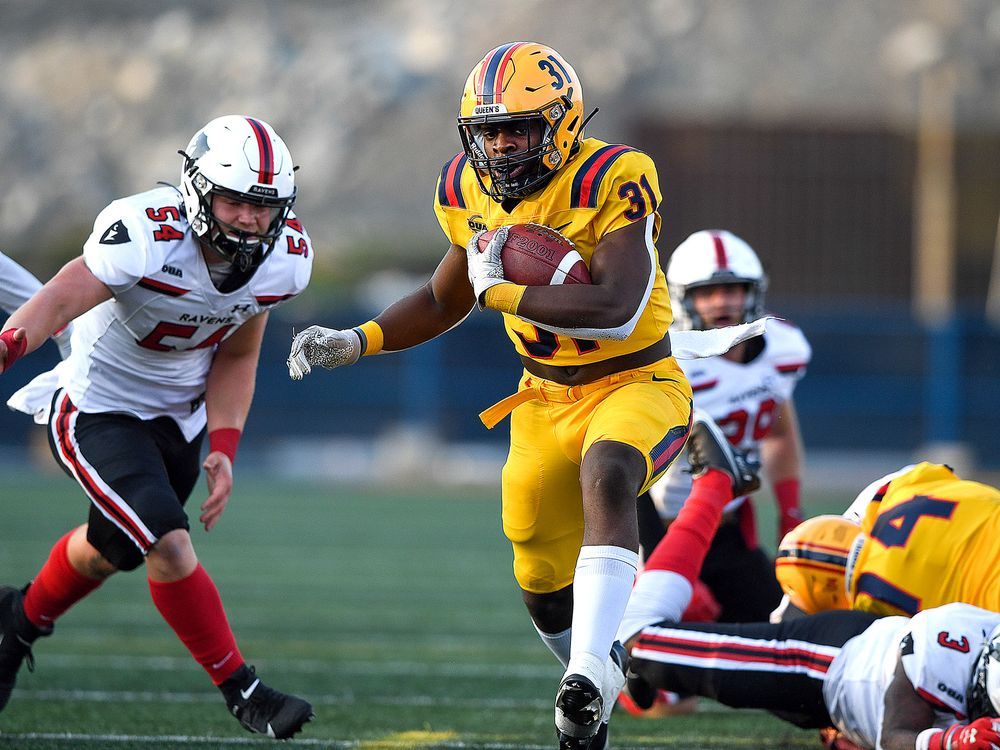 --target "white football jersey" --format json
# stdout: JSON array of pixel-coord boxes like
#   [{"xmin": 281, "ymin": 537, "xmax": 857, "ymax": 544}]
[
  {"xmin": 48, "ymin": 186, "xmax": 312, "ymax": 440},
  {"xmin": 824, "ymin": 603, "xmax": 1000, "ymax": 749},
  {"xmin": 0, "ymin": 250, "xmax": 44, "ymax": 315},
  {"xmin": 651, "ymin": 317, "xmax": 811, "ymax": 518}
]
